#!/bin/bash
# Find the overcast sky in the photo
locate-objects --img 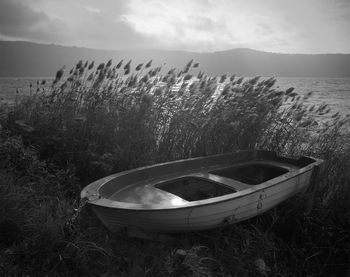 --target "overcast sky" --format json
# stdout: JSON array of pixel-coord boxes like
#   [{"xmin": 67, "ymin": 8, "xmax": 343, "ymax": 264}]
[{"xmin": 1, "ymin": 0, "xmax": 349, "ymax": 53}]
